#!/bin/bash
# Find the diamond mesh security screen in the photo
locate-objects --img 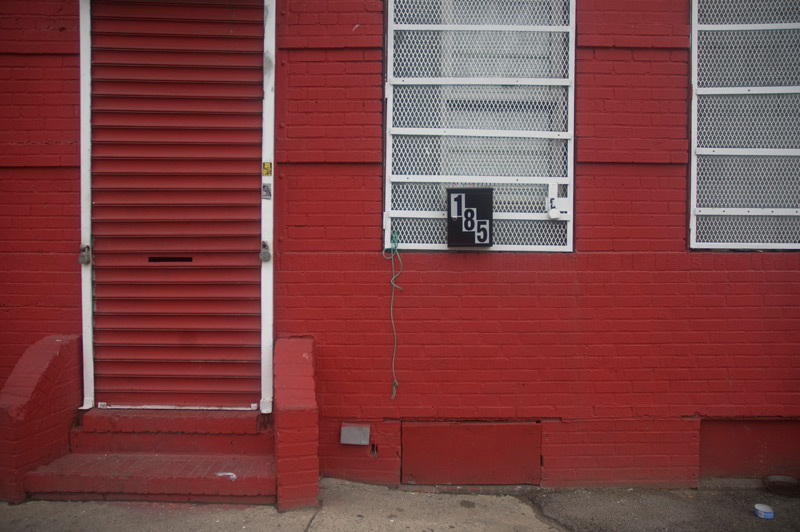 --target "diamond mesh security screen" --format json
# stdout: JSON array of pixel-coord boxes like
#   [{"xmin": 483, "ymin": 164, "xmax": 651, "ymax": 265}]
[
  {"xmin": 385, "ymin": 0, "xmax": 574, "ymax": 251},
  {"xmin": 691, "ymin": 0, "xmax": 800, "ymax": 248}
]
